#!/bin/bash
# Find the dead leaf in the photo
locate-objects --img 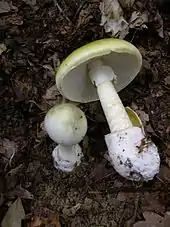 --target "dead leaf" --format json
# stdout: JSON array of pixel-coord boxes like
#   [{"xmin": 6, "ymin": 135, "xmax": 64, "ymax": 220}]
[
  {"xmin": 7, "ymin": 13, "xmax": 23, "ymax": 25},
  {"xmin": 129, "ymin": 11, "xmax": 148, "ymax": 29},
  {"xmin": 41, "ymin": 85, "xmax": 62, "ymax": 110},
  {"xmin": 0, "ymin": 1, "xmax": 17, "ymax": 13},
  {"xmin": 27, "ymin": 213, "xmax": 61, "ymax": 227},
  {"xmin": 62, "ymin": 204, "xmax": 81, "ymax": 217},
  {"xmin": 100, "ymin": 0, "xmax": 129, "ymax": 39},
  {"xmin": 42, "ymin": 85, "xmax": 60, "ymax": 102},
  {"xmin": 135, "ymin": 110, "xmax": 149, "ymax": 127},
  {"xmin": 154, "ymin": 11, "xmax": 164, "ymax": 38},
  {"xmin": 141, "ymin": 192, "xmax": 165, "ymax": 214},
  {"xmin": 22, "ymin": 0, "xmax": 38, "ymax": 10},
  {"xmin": 1, "ymin": 198, "xmax": 25, "ymax": 227},
  {"xmin": 164, "ymin": 76, "xmax": 170, "ymax": 85},
  {"xmin": 11, "ymin": 70, "xmax": 33, "ymax": 101},
  {"xmin": 0, "ymin": 43, "xmax": 7, "ymax": 55},
  {"xmin": 100, "ymin": 0, "xmax": 164, "ymax": 38},
  {"xmin": 5, "ymin": 185, "xmax": 34, "ymax": 200},
  {"xmin": 0, "ymin": 139, "xmax": 18, "ymax": 166},
  {"xmin": 158, "ymin": 165, "xmax": 170, "ymax": 182},
  {"xmin": 23, "ymin": 0, "xmax": 36, "ymax": 6},
  {"xmin": 133, "ymin": 211, "xmax": 170, "ymax": 227},
  {"xmin": 0, "ymin": 1, "xmax": 10, "ymax": 13}
]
